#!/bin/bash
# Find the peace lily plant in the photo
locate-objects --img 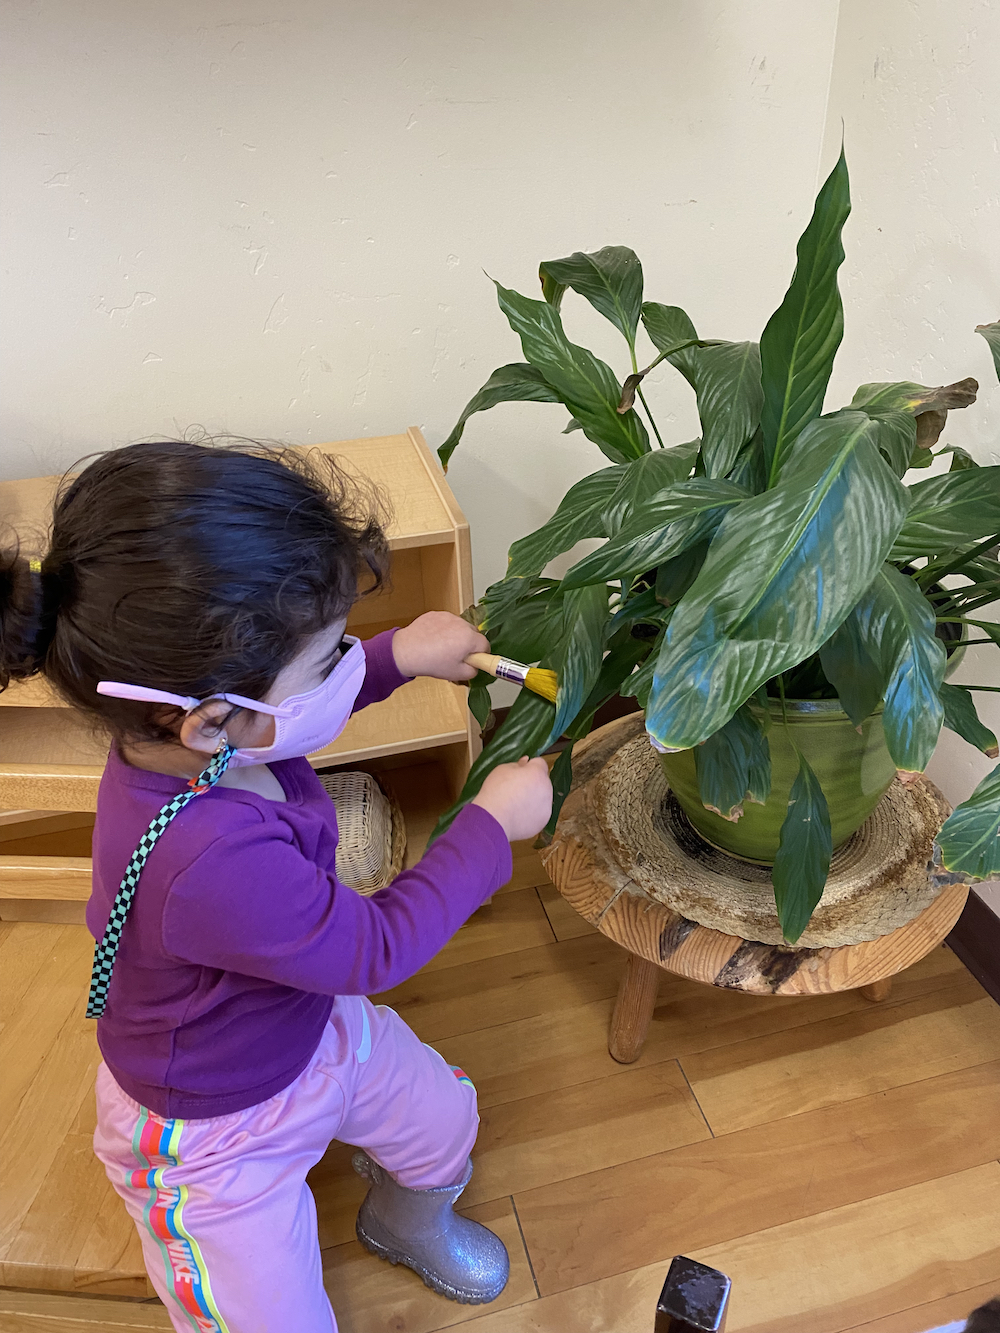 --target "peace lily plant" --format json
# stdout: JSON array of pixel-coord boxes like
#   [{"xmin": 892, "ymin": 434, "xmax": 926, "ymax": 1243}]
[{"xmin": 434, "ymin": 151, "xmax": 1000, "ymax": 942}]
